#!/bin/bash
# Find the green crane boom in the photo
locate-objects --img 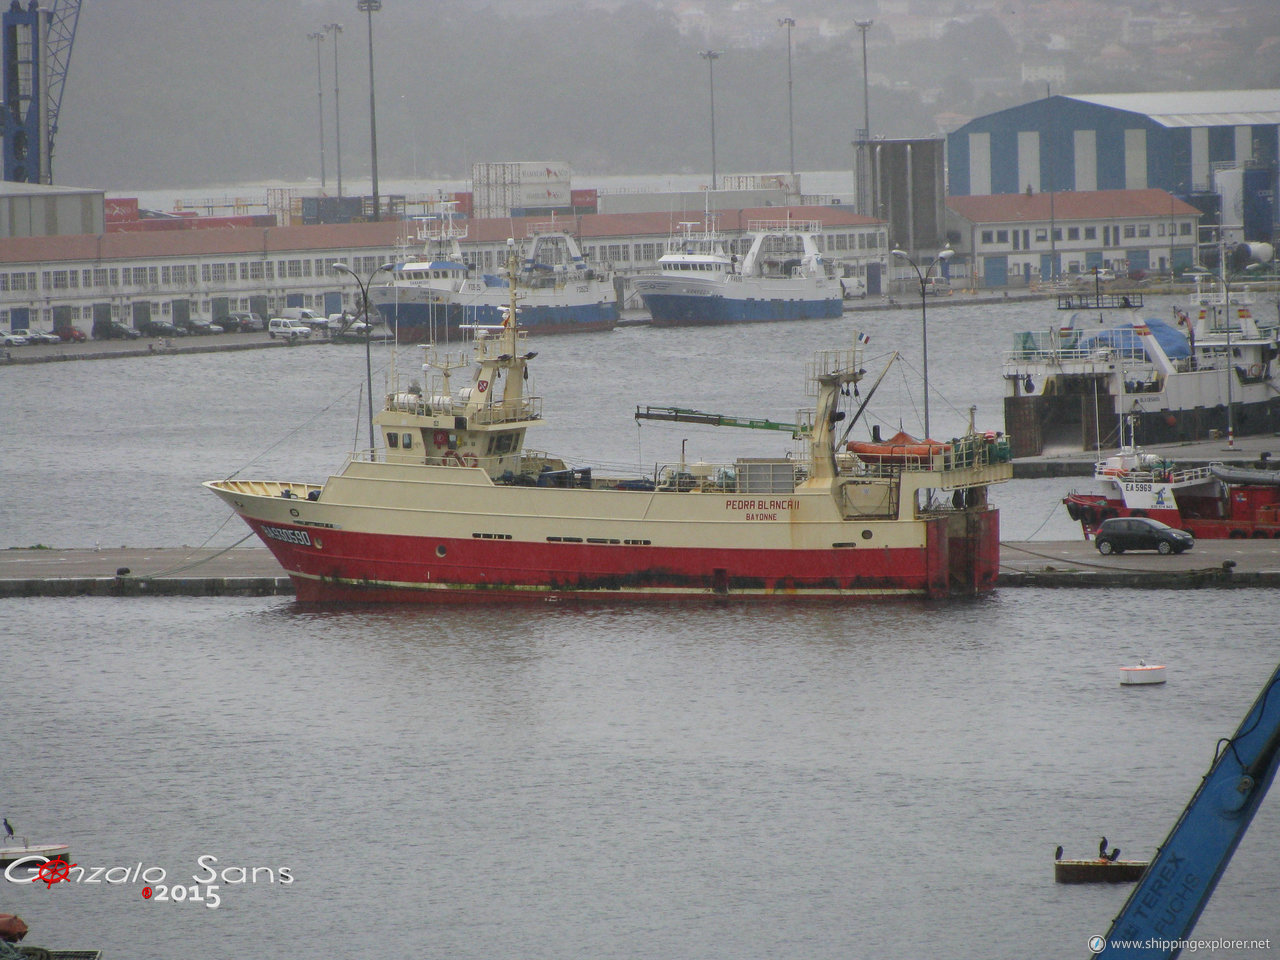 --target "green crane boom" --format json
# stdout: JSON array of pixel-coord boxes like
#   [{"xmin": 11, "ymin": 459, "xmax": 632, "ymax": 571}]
[{"xmin": 634, "ymin": 405, "xmax": 808, "ymax": 437}]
